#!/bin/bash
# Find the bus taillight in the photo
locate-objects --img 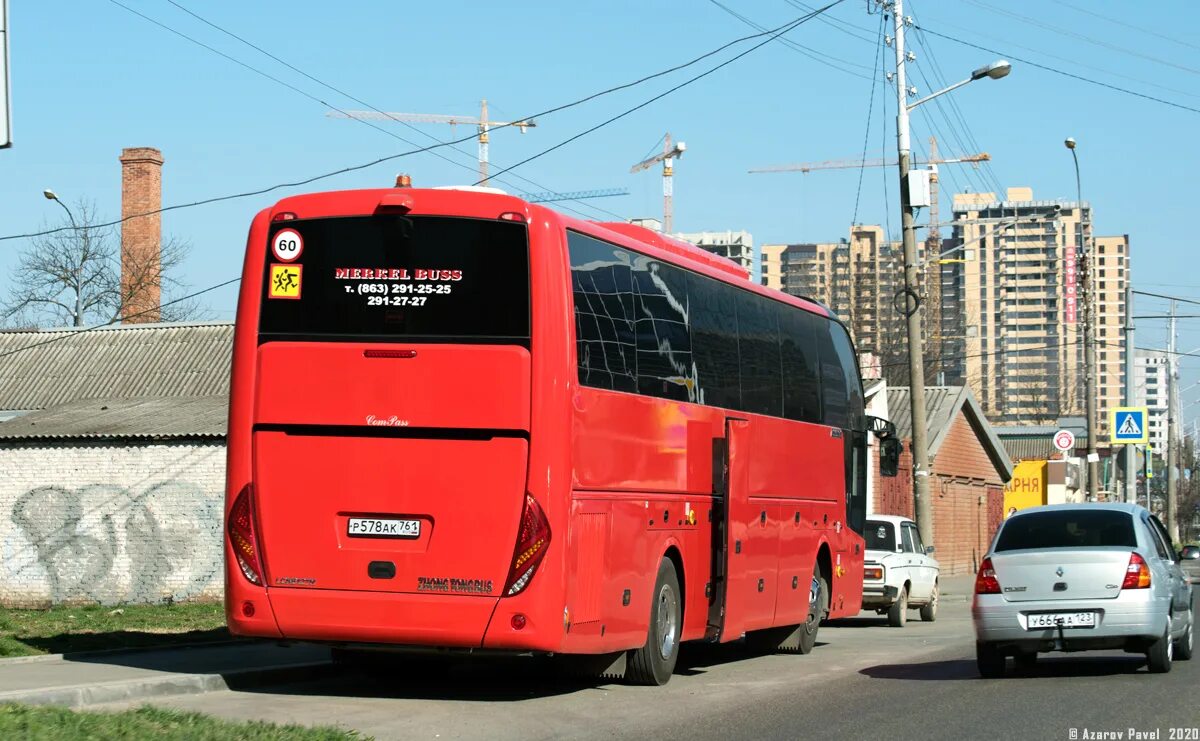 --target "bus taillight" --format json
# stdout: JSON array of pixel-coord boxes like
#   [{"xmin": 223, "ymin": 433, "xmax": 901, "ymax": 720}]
[
  {"xmin": 504, "ymin": 494, "xmax": 551, "ymax": 596},
  {"xmin": 229, "ymin": 485, "xmax": 264, "ymax": 585}
]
